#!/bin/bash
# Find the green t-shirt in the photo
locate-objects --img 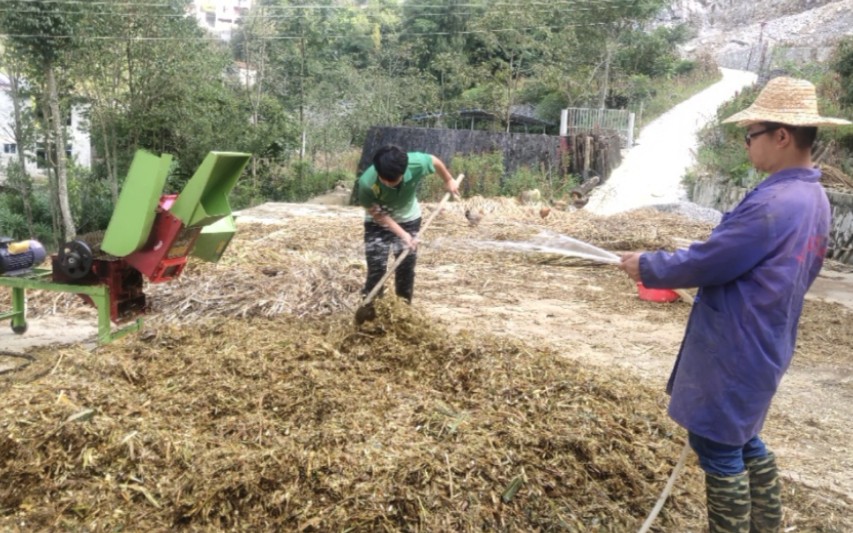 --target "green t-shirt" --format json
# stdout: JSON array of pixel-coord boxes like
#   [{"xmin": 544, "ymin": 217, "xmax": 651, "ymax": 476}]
[{"xmin": 357, "ymin": 152, "xmax": 435, "ymax": 222}]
